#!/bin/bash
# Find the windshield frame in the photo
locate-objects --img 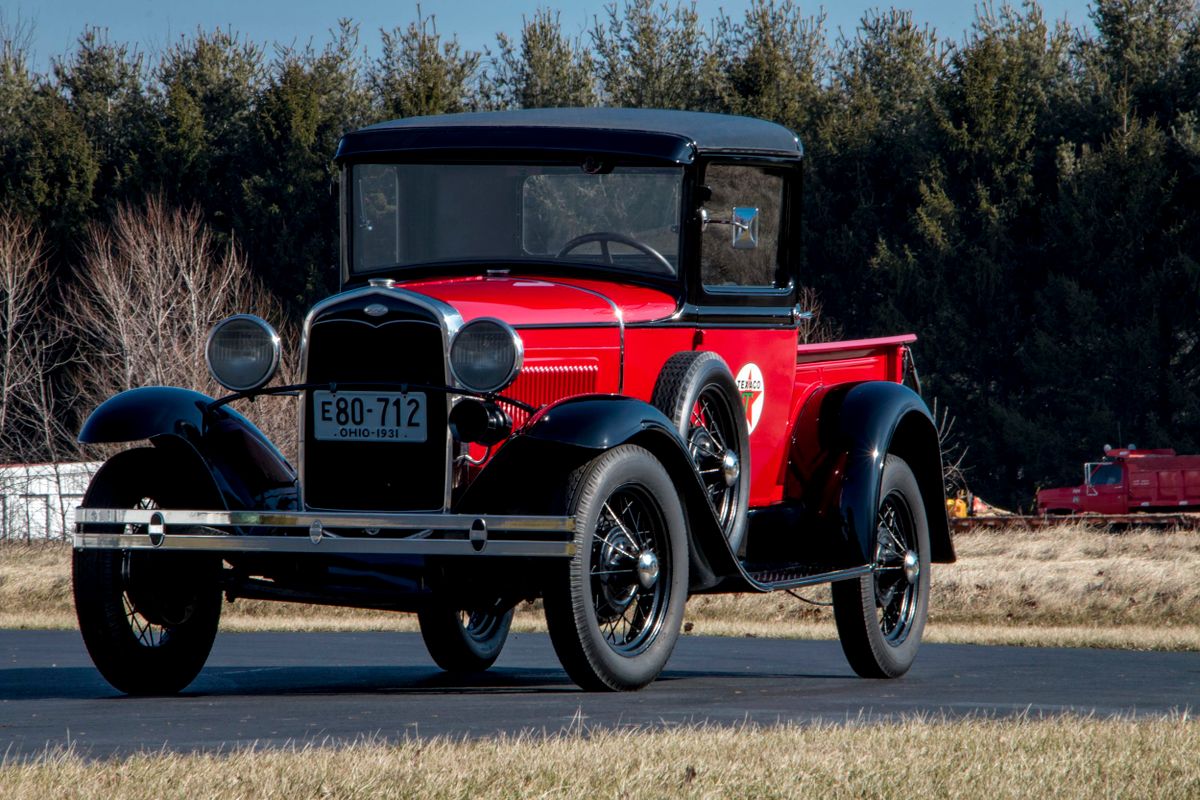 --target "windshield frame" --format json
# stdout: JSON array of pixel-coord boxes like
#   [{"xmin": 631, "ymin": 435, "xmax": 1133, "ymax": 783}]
[{"xmin": 340, "ymin": 157, "xmax": 689, "ymax": 288}]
